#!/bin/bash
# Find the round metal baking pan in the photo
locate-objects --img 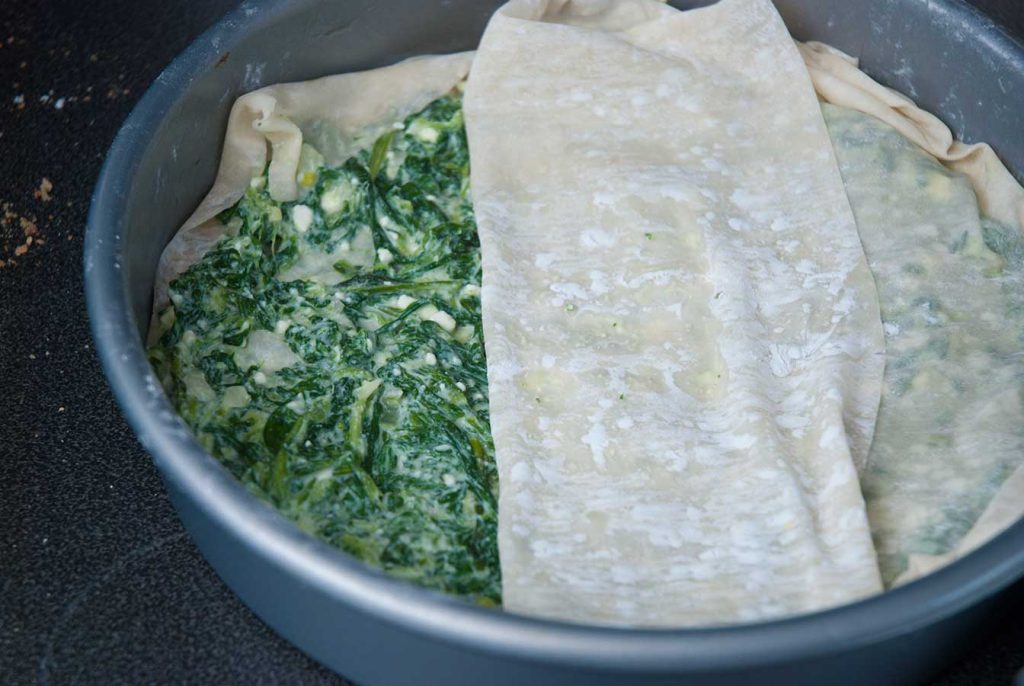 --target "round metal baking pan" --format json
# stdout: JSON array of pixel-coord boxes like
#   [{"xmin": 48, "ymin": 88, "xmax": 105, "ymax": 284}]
[{"xmin": 85, "ymin": 1, "xmax": 1024, "ymax": 684}]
